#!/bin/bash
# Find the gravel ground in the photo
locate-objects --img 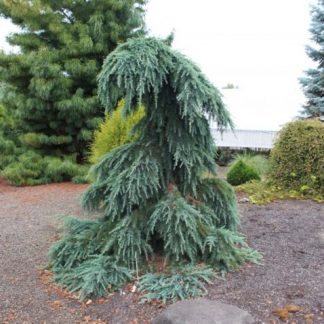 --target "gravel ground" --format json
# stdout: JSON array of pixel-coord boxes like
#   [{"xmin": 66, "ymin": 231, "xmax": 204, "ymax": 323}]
[{"xmin": 0, "ymin": 179, "xmax": 323, "ymax": 324}]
